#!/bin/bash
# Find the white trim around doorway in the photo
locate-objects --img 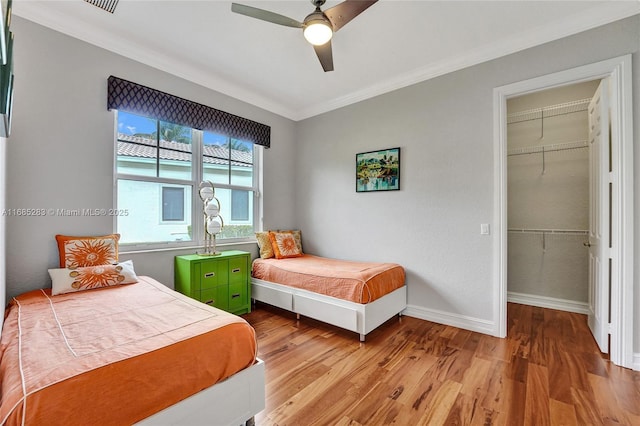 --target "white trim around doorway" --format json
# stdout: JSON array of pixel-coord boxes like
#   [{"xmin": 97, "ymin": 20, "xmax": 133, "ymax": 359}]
[{"xmin": 493, "ymin": 55, "xmax": 634, "ymax": 369}]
